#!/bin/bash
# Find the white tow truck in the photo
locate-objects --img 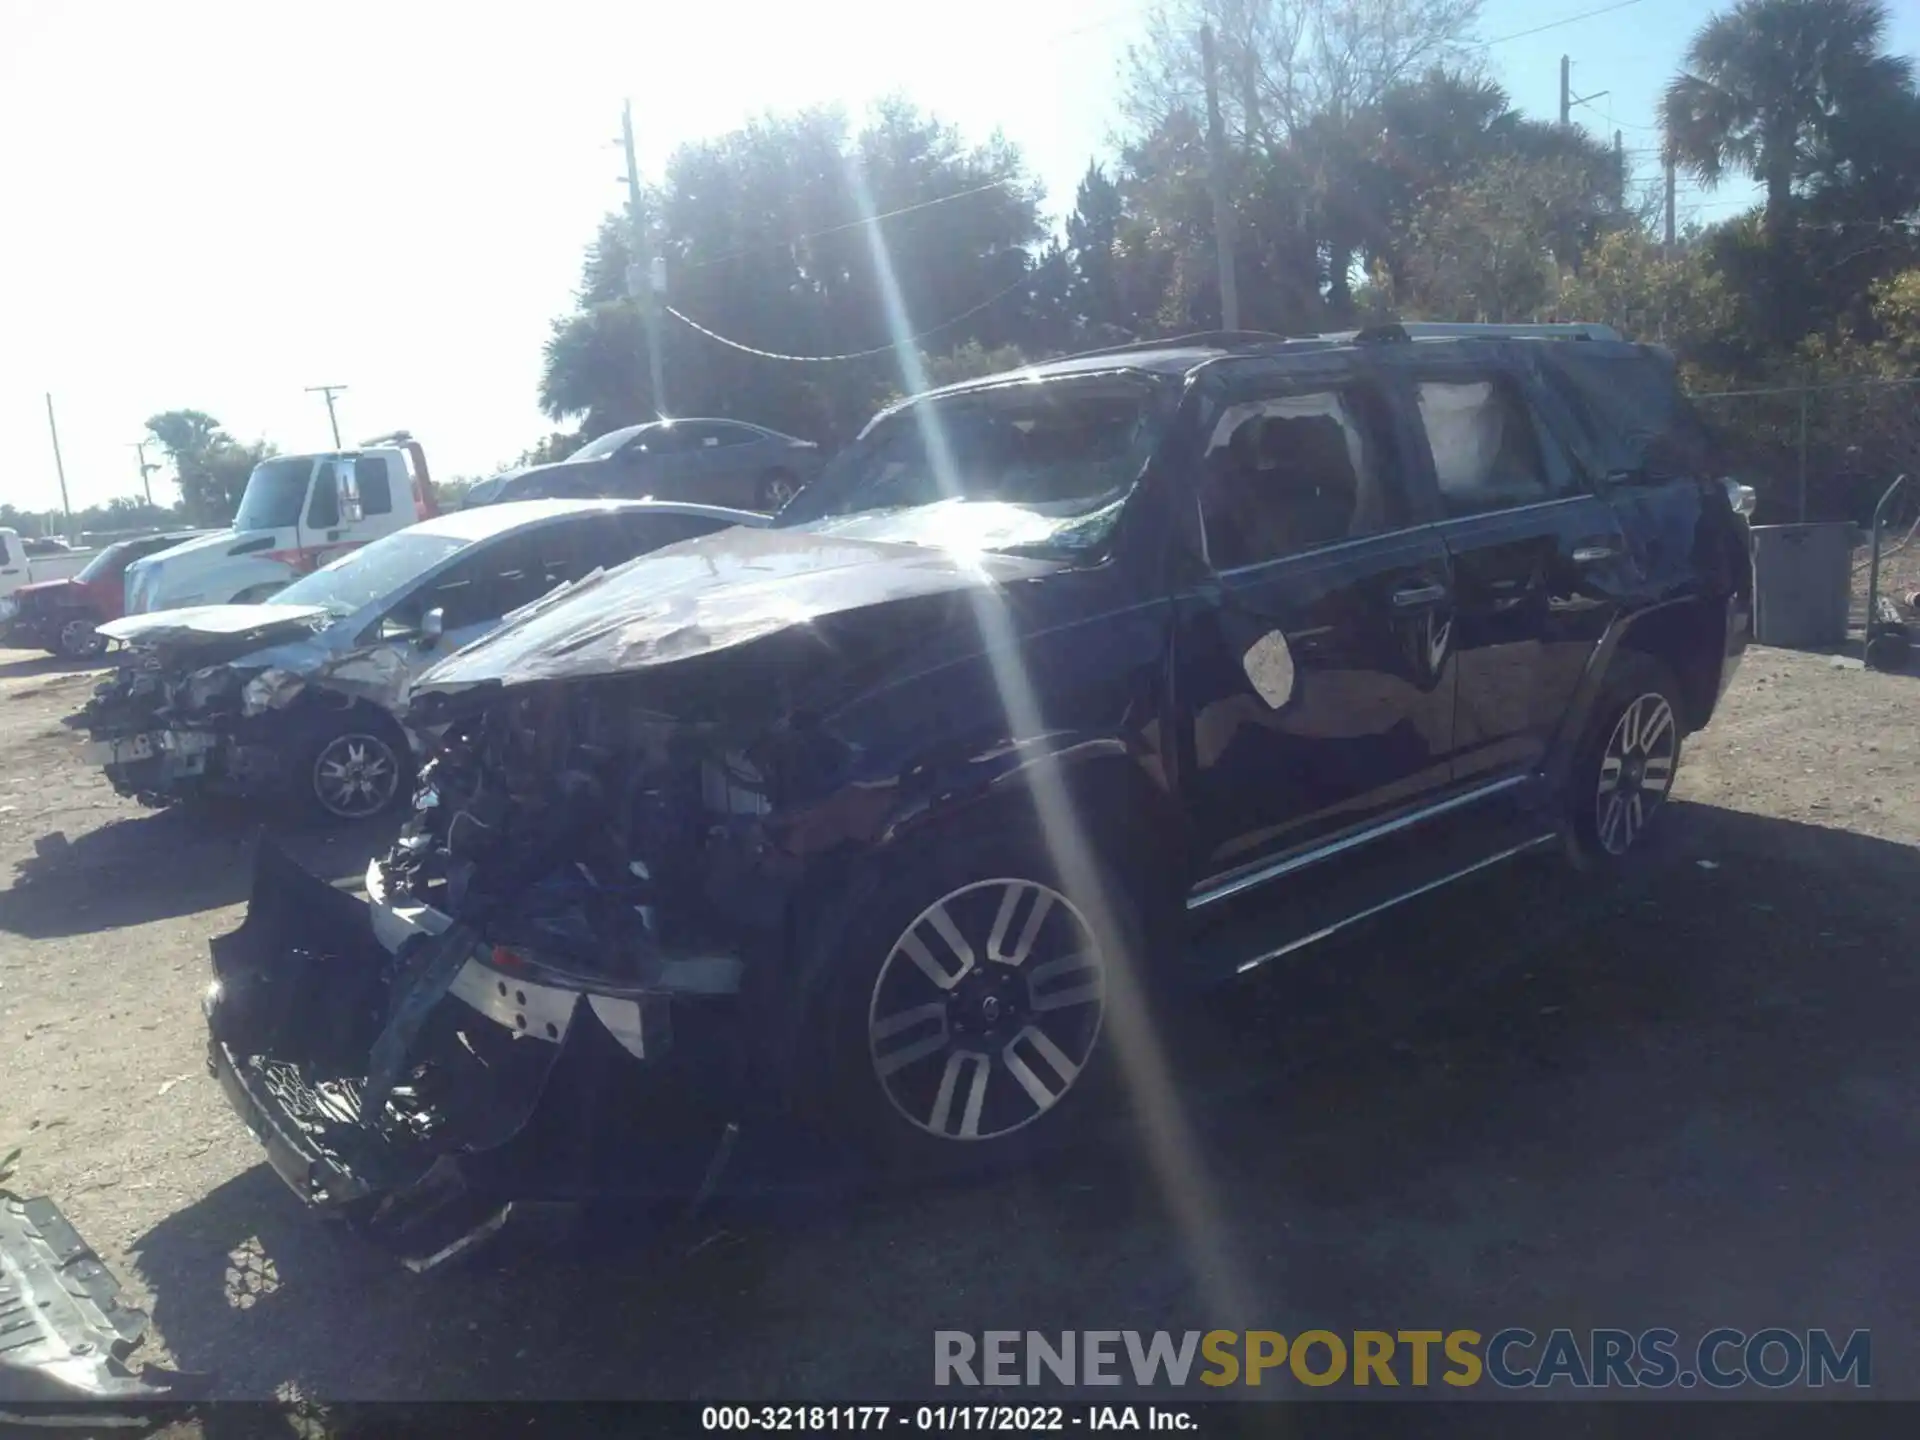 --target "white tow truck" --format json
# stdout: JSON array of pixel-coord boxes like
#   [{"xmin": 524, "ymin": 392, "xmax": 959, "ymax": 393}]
[{"xmin": 124, "ymin": 433, "xmax": 438, "ymax": 614}]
